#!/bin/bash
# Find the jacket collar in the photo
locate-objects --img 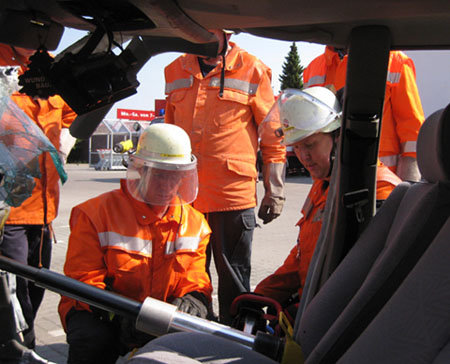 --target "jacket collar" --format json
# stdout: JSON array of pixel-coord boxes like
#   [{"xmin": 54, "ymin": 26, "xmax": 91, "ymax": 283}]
[
  {"xmin": 120, "ymin": 179, "xmax": 184, "ymax": 226},
  {"xmin": 180, "ymin": 41, "xmax": 244, "ymax": 77}
]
